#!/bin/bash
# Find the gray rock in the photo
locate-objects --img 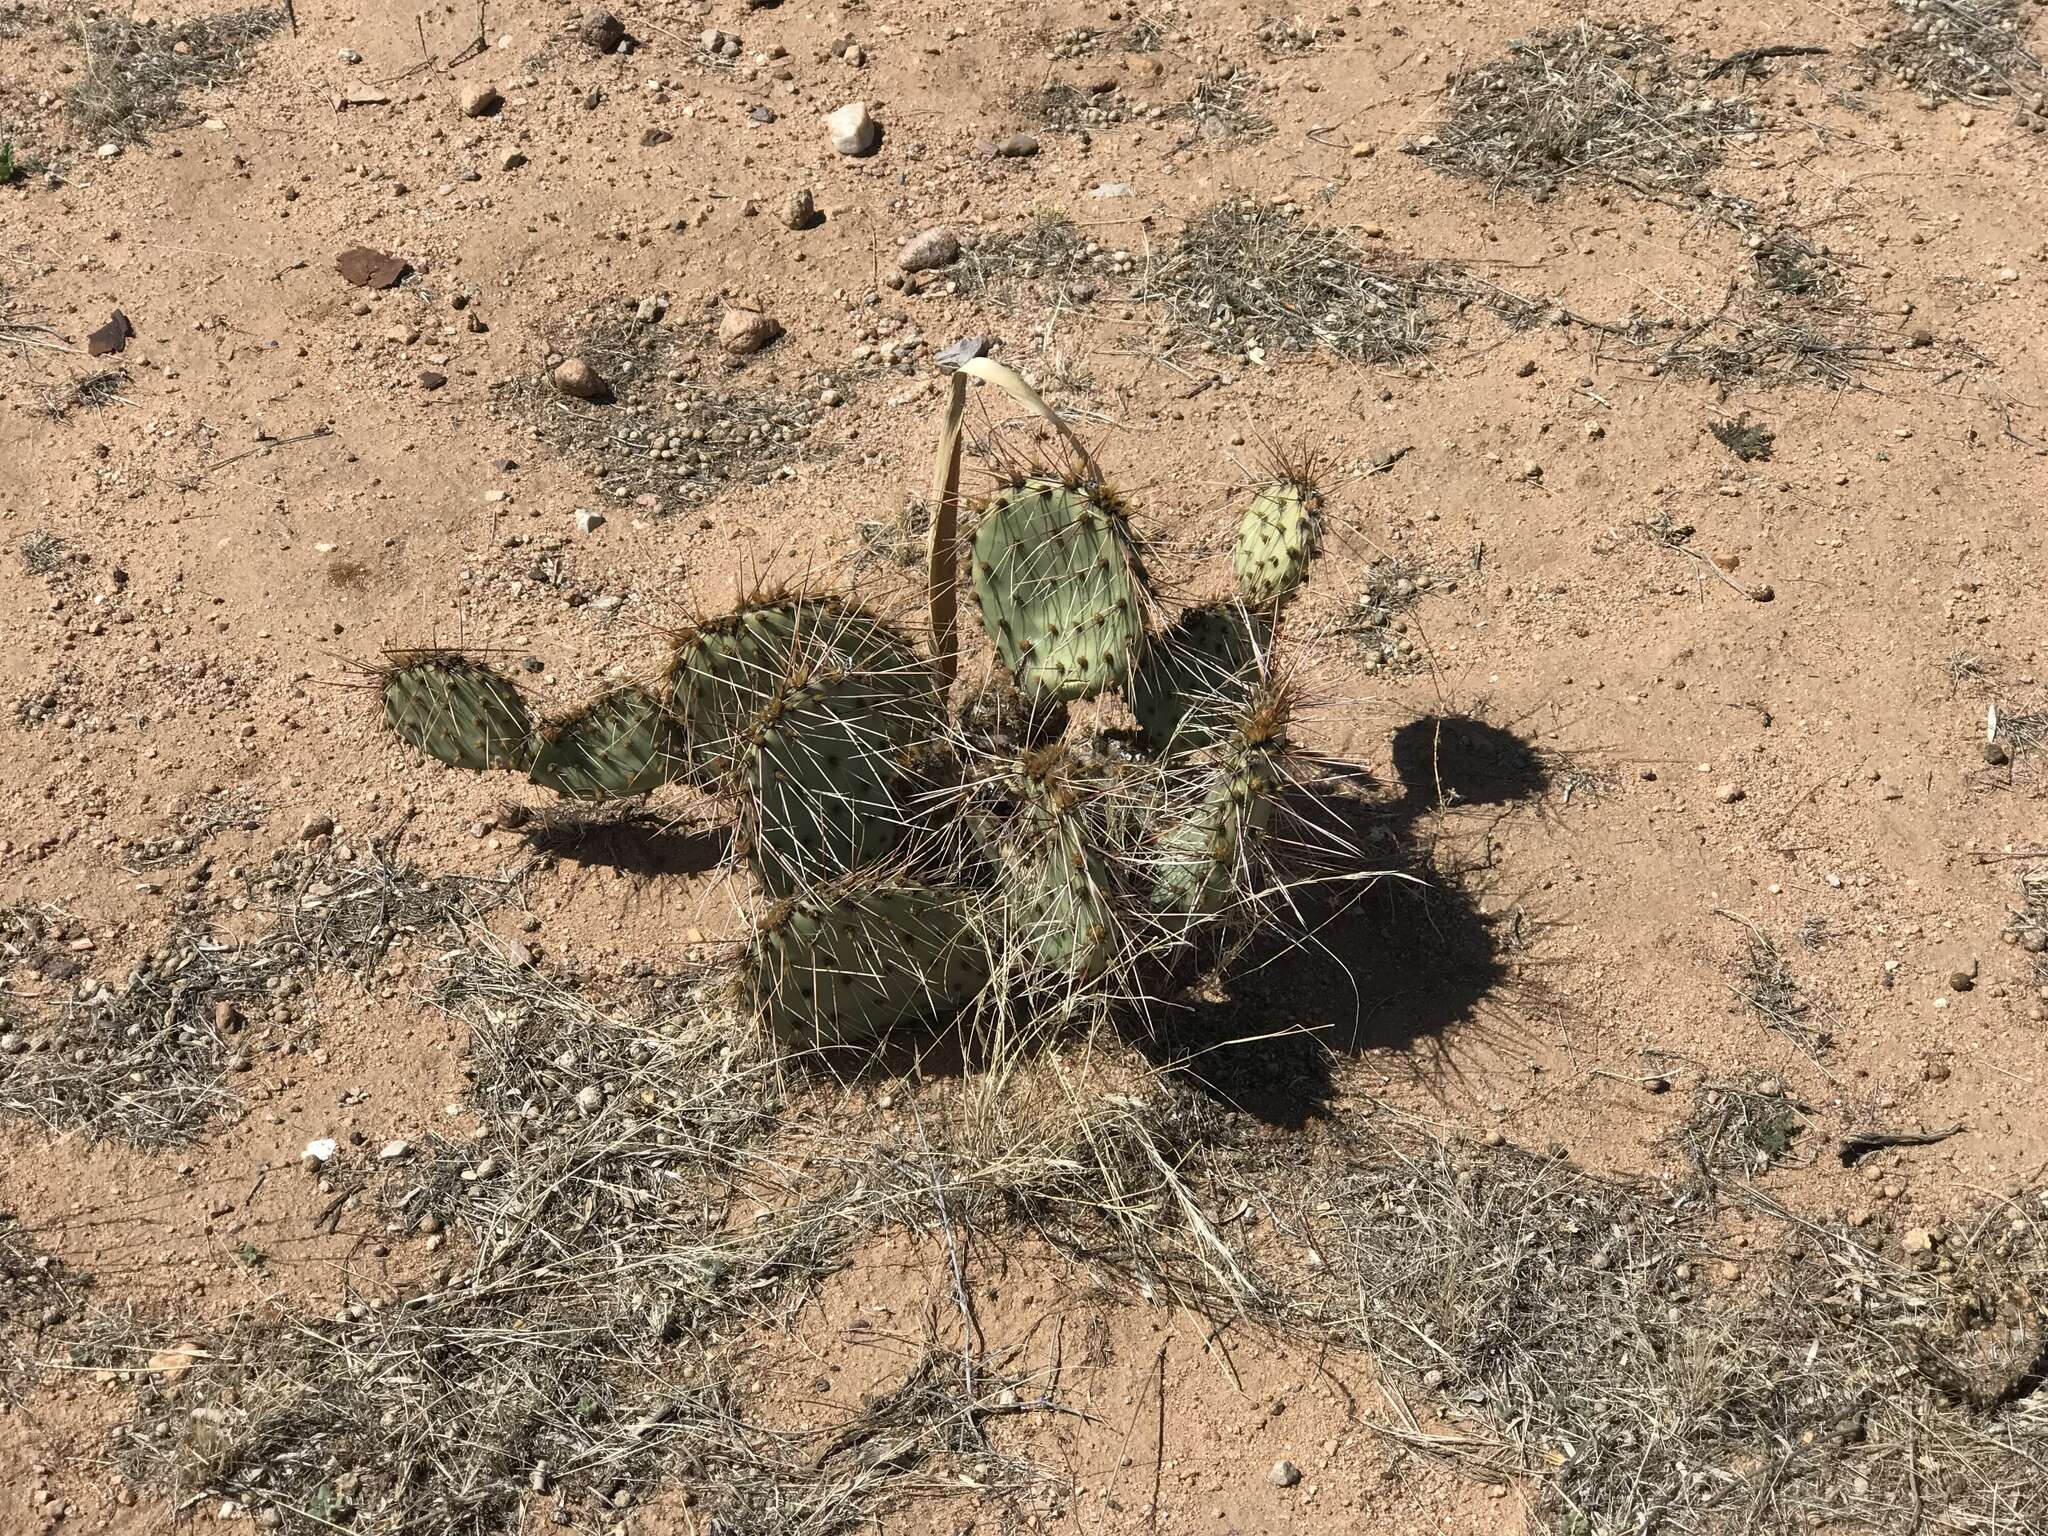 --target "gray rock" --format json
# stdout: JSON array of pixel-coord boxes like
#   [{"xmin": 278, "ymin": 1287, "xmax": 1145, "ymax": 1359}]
[
  {"xmin": 936, "ymin": 335, "xmax": 991, "ymax": 371},
  {"xmin": 827, "ymin": 101, "xmax": 878, "ymax": 156},
  {"xmin": 1267, "ymin": 1460, "xmax": 1302, "ymax": 1488},
  {"xmin": 996, "ymin": 132, "xmax": 1039, "ymax": 157},
  {"xmin": 580, "ymin": 9, "xmax": 625, "ymax": 52},
  {"xmin": 780, "ymin": 188, "xmax": 816, "ymax": 229},
  {"xmin": 636, "ymin": 294, "xmax": 666, "ymax": 322},
  {"xmin": 897, "ymin": 226, "xmax": 961, "ymax": 272},
  {"xmin": 459, "ymin": 81, "xmax": 502, "ymax": 118},
  {"xmin": 575, "ymin": 510, "xmax": 606, "ymax": 534}
]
